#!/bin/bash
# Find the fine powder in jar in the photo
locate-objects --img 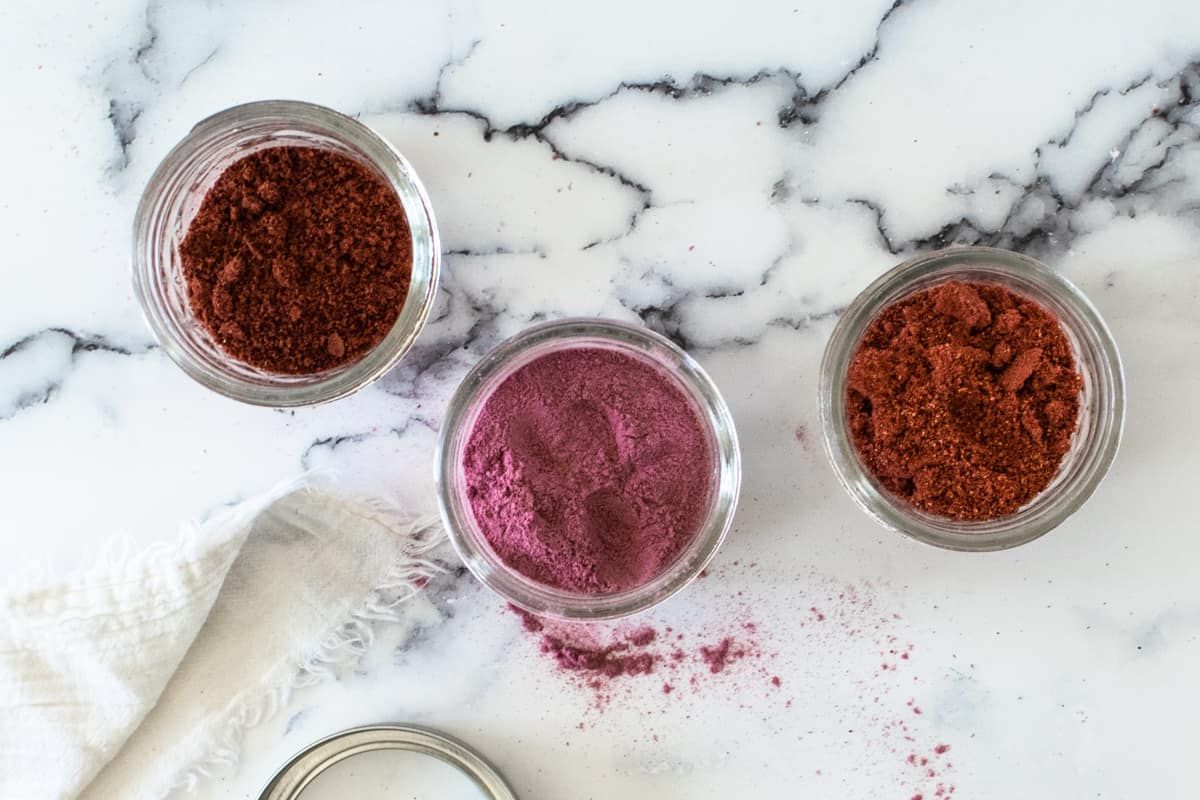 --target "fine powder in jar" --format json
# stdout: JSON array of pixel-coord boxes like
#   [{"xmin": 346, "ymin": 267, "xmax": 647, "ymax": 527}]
[
  {"xmin": 180, "ymin": 146, "xmax": 412, "ymax": 374},
  {"xmin": 462, "ymin": 347, "xmax": 714, "ymax": 594},
  {"xmin": 846, "ymin": 280, "xmax": 1082, "ymax": 520}
]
